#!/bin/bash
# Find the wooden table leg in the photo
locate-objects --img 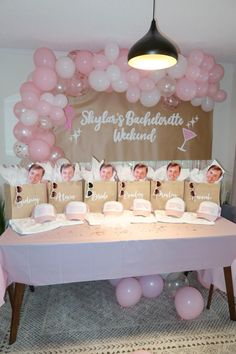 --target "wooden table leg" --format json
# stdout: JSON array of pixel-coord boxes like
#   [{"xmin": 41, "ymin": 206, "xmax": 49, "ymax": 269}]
[
  {"xmin": 224, "ymin": 266, "xmax": 236, "ymax": 320},
  {"xmin": 9, "ymin": 283, "xmax": 25, "ymax": 345},
  {"xmin": 206, "ymin": 283, "xmax": 214, "ymax": 310},
  {"xmin": 7, "ymin": 284, "xmax": 15, "ymax": 309}
]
